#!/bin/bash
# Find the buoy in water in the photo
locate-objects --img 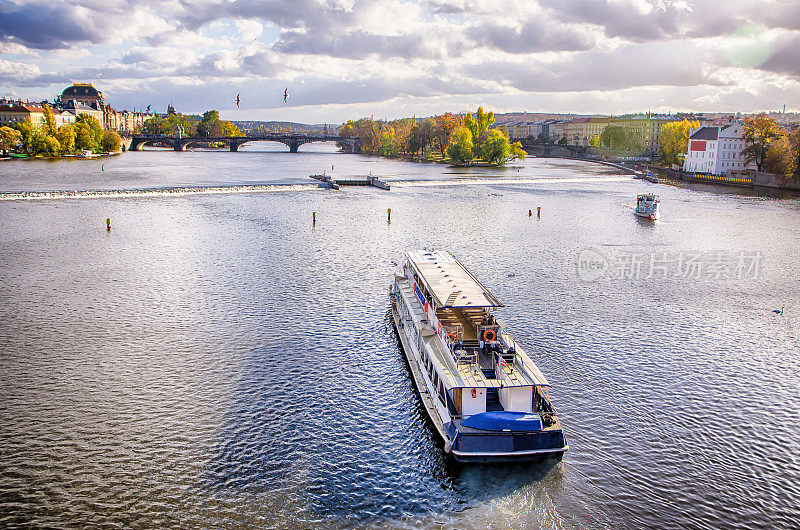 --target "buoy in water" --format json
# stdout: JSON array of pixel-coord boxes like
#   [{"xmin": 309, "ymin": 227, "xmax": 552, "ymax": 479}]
[
  {"xmin": 528, "ymin": 209, "xmax": 532, "ymax": 217},
  {"xmin": 312, "ymin": 211, "xmax": 316, "ymax": 227},
  {"xmin": 106, "ymin": 218, "xmax": 111, "ymax": 231},
  {"xmin": 537, "ymin": 206, "xmax": 541, "ymax": 219},
  {"xmin": 387, "ymin": 208, "xmax": 391, "ymax": 223}
]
